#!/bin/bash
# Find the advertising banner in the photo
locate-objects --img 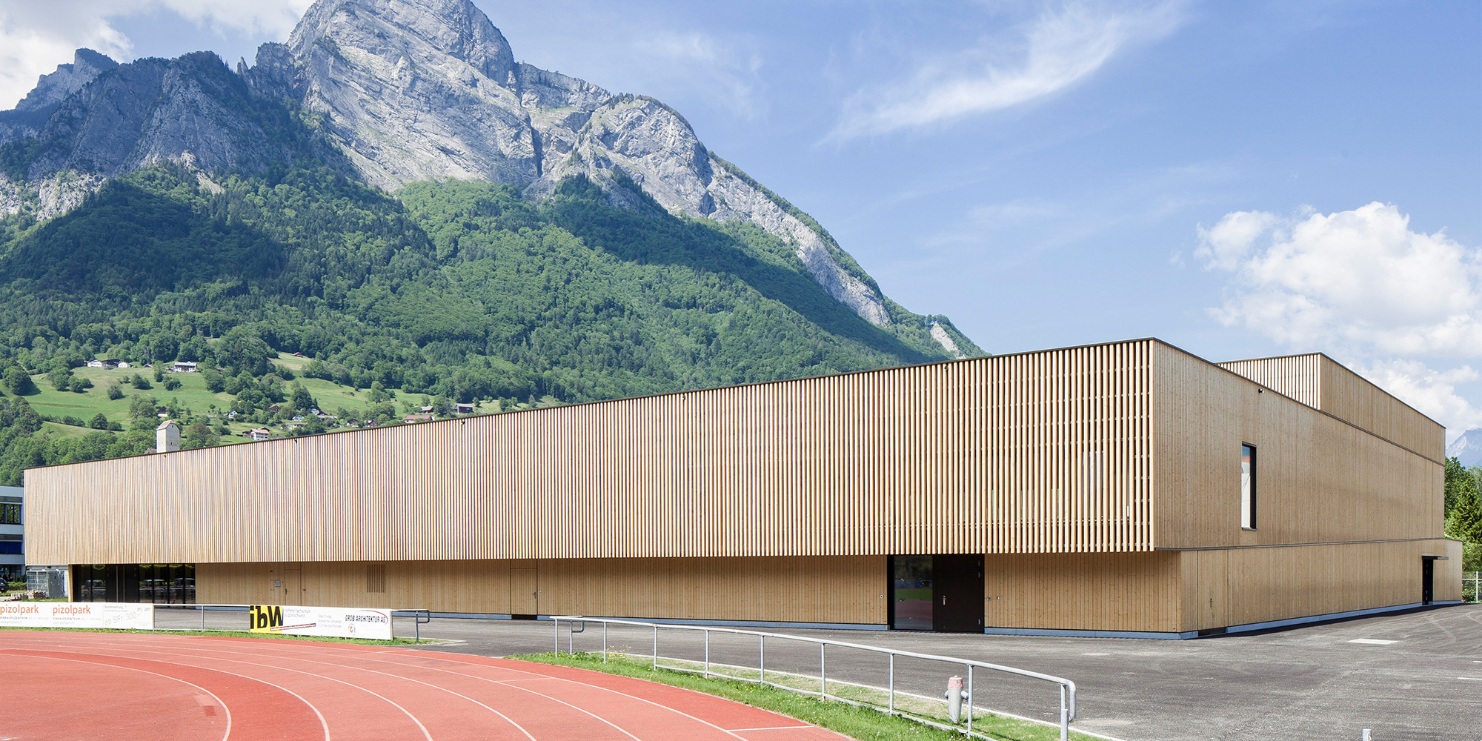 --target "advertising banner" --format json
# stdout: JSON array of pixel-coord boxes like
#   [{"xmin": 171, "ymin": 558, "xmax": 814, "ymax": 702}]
[
  {"xmin": 0, "ymin": 601, "xmax": 154, "ymax": 630},
  {"xmin": 248, "ymin": 604, "xmax": 394, "ymax": 640}
]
